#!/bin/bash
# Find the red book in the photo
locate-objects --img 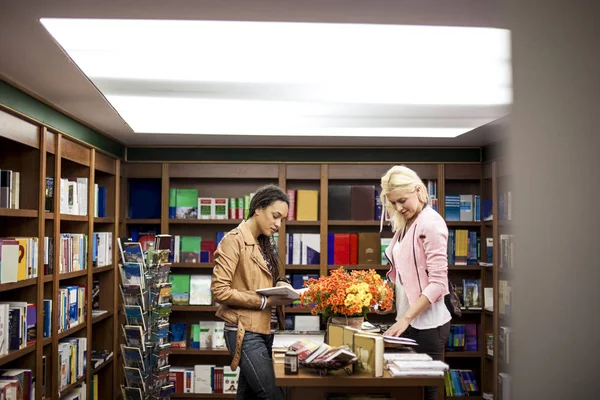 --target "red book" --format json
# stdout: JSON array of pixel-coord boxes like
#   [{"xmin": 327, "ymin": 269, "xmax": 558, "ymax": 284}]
[
  {"xmin": 286, "ymin": 189, "xmax": 296, "ymax": 221},
  {"xmin": 349, "ymin": 234, "xmax": 358, "ymax": 265},
  {"xmin": 333, "ymin": 234, "xmax": 350, "ymax": 265}
]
